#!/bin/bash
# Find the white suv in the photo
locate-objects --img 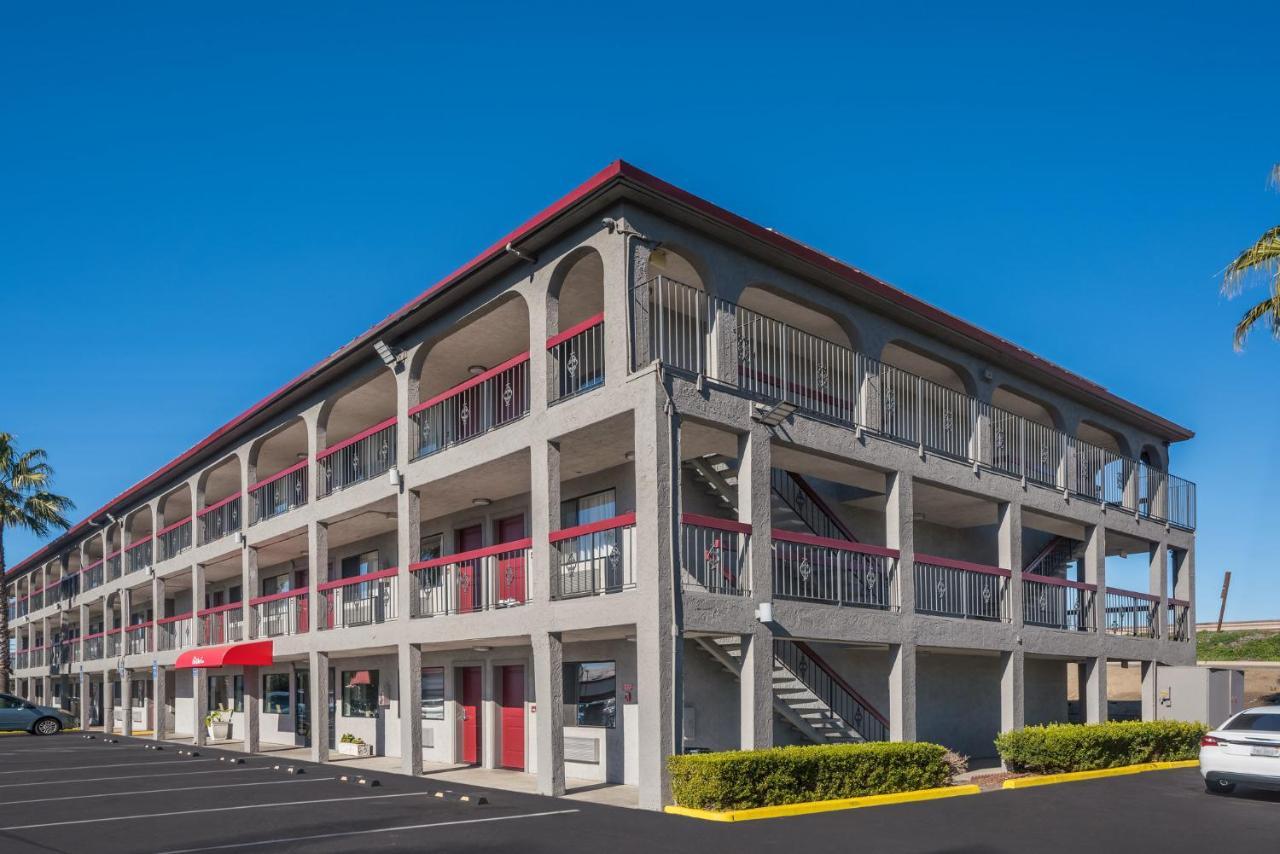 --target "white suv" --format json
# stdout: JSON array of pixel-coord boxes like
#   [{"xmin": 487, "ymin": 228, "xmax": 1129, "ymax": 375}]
[{"xmin": 1200, "ymin": 705, "xmax": 1280, "ymax": 794}]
